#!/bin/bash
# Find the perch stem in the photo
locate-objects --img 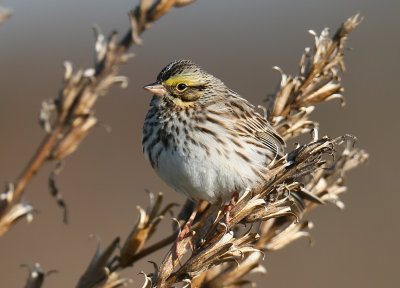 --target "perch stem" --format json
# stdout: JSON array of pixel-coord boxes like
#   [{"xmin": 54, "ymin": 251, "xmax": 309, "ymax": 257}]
[{"xmin": 4, "ymin": 115, "xmax": 67, "ymax": 217}]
